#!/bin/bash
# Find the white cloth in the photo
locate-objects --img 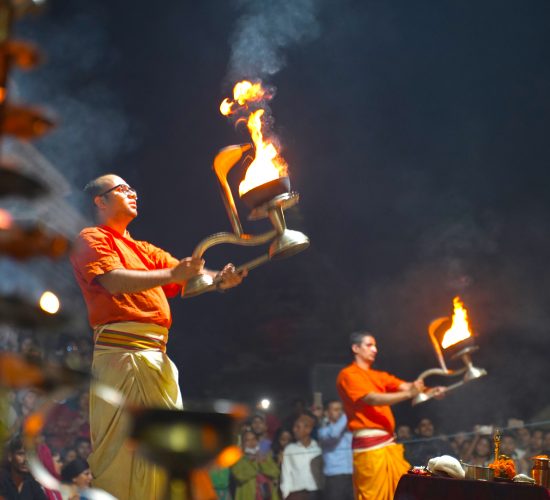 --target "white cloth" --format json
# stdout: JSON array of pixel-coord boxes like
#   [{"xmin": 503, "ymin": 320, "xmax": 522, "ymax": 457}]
[
  {"xmin": 427, "ymin": 455, "xmax": 465, "ymax": 479},
  {"xmin": 280, "ymin": 440, "xmax": 322, "ymax": 499}
]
